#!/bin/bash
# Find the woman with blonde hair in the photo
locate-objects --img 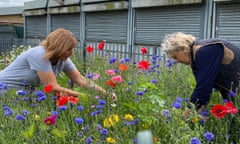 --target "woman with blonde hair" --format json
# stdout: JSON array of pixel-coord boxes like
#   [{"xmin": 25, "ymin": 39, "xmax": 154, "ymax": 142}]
[
  {"xmin": 0, "ymin": 28, "xmax": 116, "ymax": 100},
  {"xmin": 161, "ymin": 32, "xmax": 240, "ymax": 112}
]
